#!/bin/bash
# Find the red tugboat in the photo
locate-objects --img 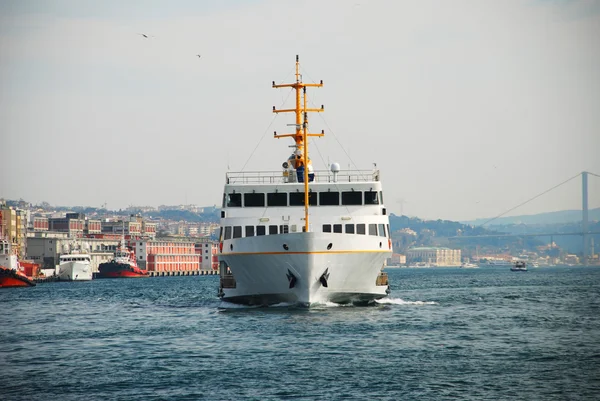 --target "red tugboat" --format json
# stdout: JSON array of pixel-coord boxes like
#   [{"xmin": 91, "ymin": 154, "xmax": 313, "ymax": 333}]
[
  {"xmin": 97, "ymin": 237, "xmax": 149, "ymax": 279},
  {"xmin": 0, "ymin": 239, "xmax": 36, "ymax": 288}
]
